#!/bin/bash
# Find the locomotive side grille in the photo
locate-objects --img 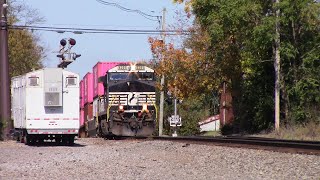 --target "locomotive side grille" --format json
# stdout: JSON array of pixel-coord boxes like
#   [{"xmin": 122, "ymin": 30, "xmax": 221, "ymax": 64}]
[
  {"xmin": 108, "ymin": 93, "xmax": 156, "ymax": 106},
  {"xmin": 108, "ymin": 94, "xmax": 128, "ymax": 105},
  {"xmin": 138, "ymin": 94, "xmax": 156, "ymax": 105}
]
